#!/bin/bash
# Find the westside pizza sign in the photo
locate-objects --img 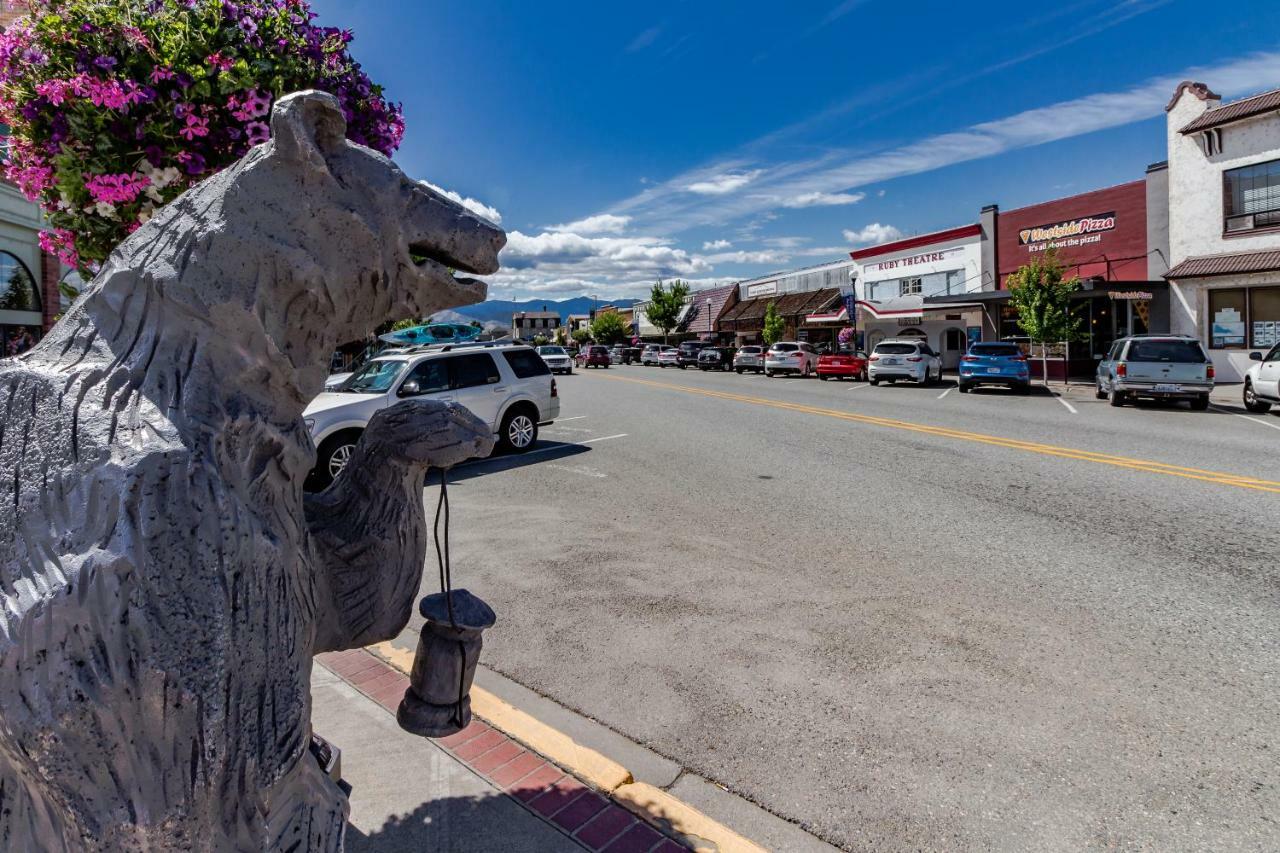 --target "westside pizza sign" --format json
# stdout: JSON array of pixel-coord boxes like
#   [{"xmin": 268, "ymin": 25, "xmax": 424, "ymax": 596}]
[{"xmin": 1018, "ymin": 212, "xmax": 1117, "ymax": 252}]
